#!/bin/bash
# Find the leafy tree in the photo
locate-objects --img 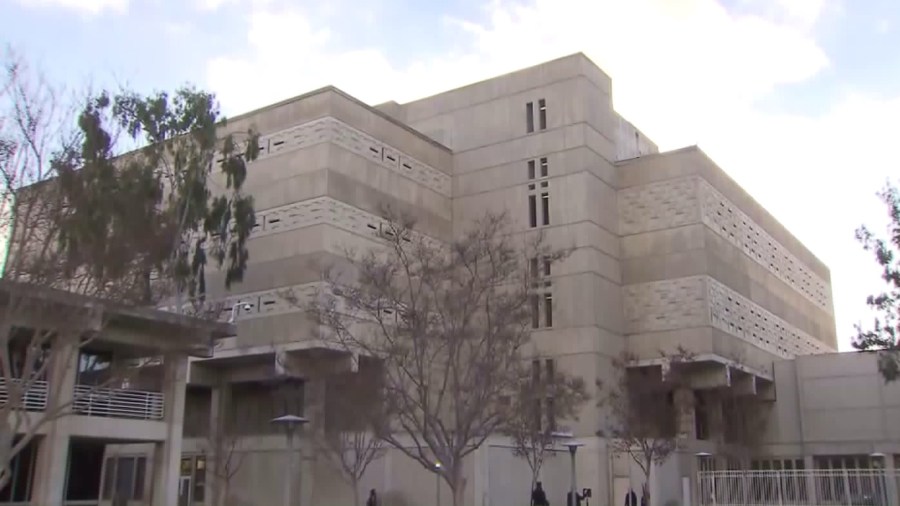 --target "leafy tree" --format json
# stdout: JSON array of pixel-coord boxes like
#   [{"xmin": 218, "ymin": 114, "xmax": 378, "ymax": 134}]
[
  {"xmin": 309, "ymin": 211, "xmax": 559, "ymax": 506},
  {"xmin": 0, "ymin": 49, "xmax": 258, "ymax": 489},
  {"xmin": 853, "ymin": 183, "xmax": 900, "ymax": 381},
  {"xmin": 51, "ymin": 86, "xmax": 259, "ymax": 309}
]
